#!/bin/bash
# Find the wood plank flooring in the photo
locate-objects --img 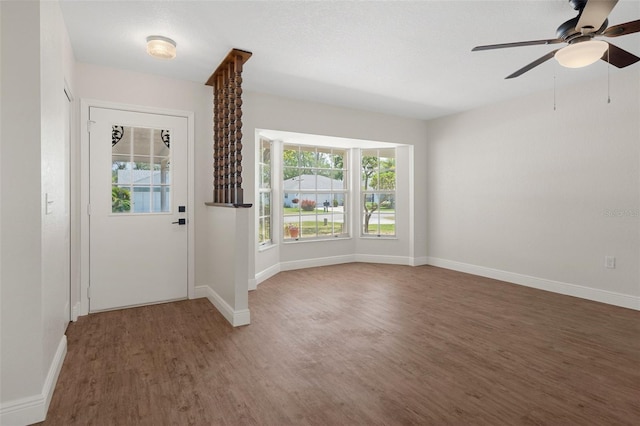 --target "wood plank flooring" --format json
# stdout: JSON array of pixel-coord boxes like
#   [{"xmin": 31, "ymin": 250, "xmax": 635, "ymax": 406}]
[{"xmin": 38, "ymin": 264, "xmax": 640, "ymax": 425}]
